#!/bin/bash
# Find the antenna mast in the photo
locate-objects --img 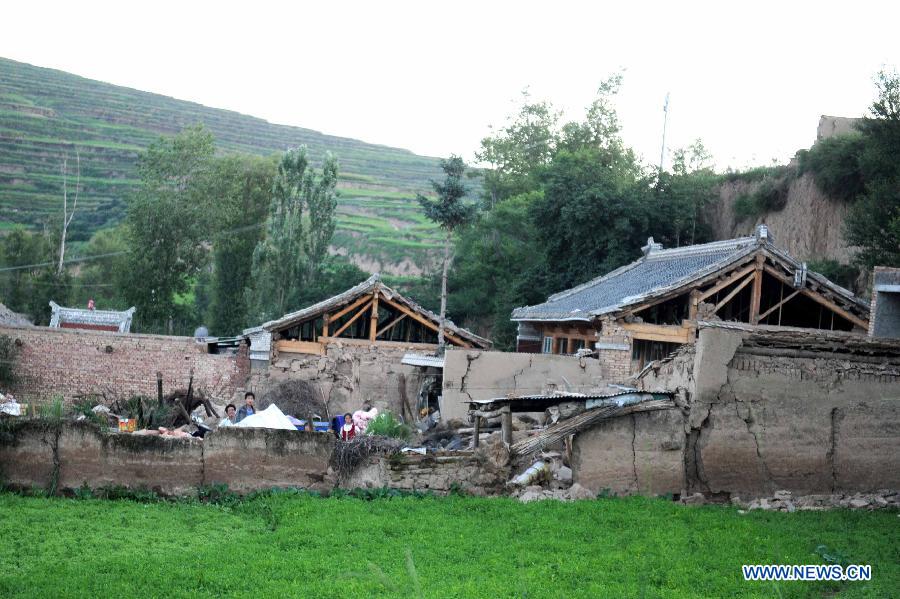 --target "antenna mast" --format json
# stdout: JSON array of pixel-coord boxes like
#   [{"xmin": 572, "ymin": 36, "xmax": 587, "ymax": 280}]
[{"xmin": 659, "ymin": 92, "xmax": 670, "ymax": 172}]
